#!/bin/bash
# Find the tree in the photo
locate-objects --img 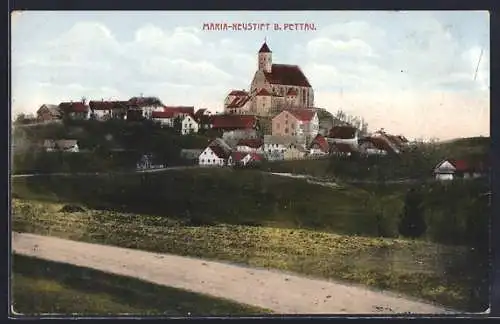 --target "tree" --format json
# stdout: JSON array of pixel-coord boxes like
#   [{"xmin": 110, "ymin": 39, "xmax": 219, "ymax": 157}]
[
  {"xmin": 398, "ymin": 187, "xmax": 427, "ymax": 238},
  {"xmin": 173, "ymin": 116, "xmax": 183, "ymax": 134}
]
